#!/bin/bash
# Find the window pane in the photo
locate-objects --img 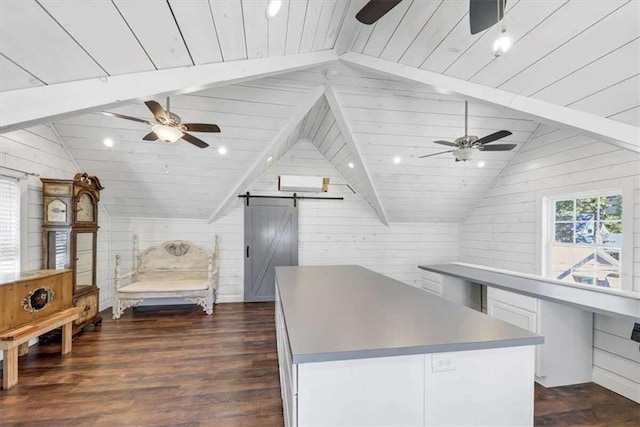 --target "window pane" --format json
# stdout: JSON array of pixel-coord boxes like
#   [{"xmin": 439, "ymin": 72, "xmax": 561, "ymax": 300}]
[
  {"xmin": 601, "ymin": 195, "xmax": 622, "ymax": 220},
  {"xmin": 555, "ymin": 200, "xmax": 573, "ymax": 221},
  {"xmin": 601, "ymin": 221, "xmax": 623, "ymax": 246},
  {"xmin": 576, "ymin": 198, "xmax": 597, "ymax": 220},
  {"xmin": 570, "ymin": 247, "xmax": 596, "ymax": 285},
  {"xmin": 595, "ymin": 248, "xmax": 620, "ymax": 289},
  {"xmin": 555, "ymin": 223, "xmax": 573, "ymax": 243},
  {"xmin": 575, "ymin": 221, "xmax": 595, "ymax": 244},
  {"xmin": 552, "ymin": 246, "xmax": 573, "ymax": 280}
]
